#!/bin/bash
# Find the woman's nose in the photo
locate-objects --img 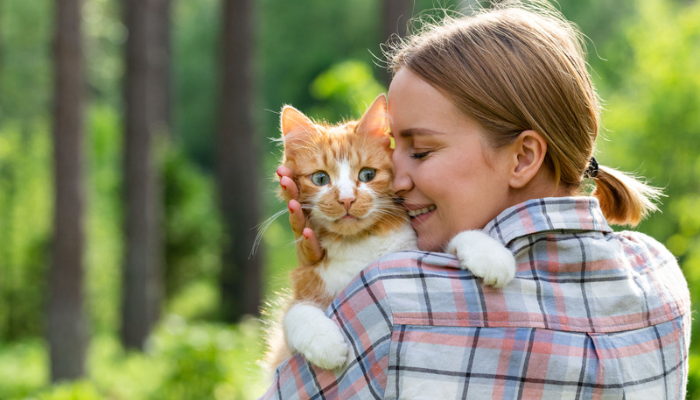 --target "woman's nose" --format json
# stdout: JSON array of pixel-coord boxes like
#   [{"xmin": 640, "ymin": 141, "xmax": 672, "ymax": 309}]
[{"xmin": 392, "ymin": 152, "xmax": 413, "ymax": 194}]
